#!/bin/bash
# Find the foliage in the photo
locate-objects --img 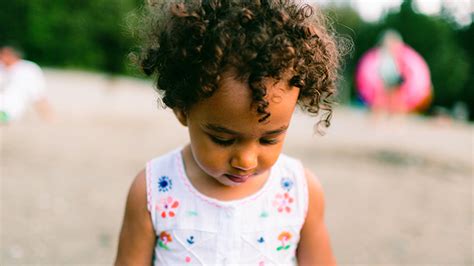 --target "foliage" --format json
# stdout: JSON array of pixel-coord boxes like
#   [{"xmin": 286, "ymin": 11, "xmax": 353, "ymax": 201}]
[
  {"xmin": 457, "ymin": 24, "xmax": 474, "ymax": 120},
  {"xmin": 0, "ymin": 0, "xmax": 472, "ymax": 119},
  {"xmin": 328, "ymin": 0, "xmax": 472, "ymax": 119},
  {"xmin": 0, "ymin": 0, "xmax": 141, "ymax": 74}
]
